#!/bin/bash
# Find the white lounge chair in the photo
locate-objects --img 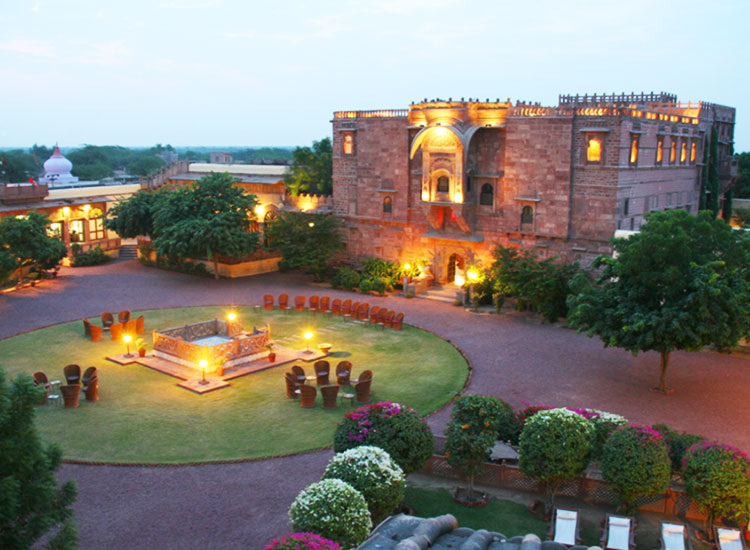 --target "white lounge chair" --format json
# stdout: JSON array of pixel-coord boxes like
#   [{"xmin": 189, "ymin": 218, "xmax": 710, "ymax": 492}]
[
  {"xmin": 715, "ymin": 528, "xmax": 746, "ymax": 550},
  {"xmin": 661, "ymin": 522, "xmax": 690, "ymax": 550},
  {"xmin": 552, "ymin": 508, "xmax": 580, "ymax": 546},
  {"xmin": 602, "ymin": 515, "xmax": 634, "ymax": 550}
]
